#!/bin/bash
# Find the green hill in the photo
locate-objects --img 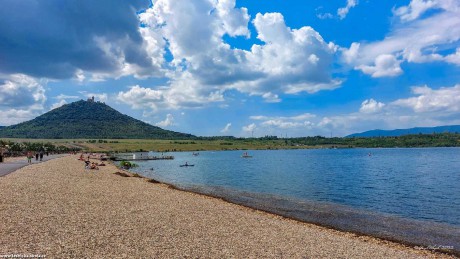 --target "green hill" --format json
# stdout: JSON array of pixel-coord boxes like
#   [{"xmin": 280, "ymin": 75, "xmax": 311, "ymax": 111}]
[{"xmin": 0, "ymin": 100, "xmax": 195, "ymax": 139}]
